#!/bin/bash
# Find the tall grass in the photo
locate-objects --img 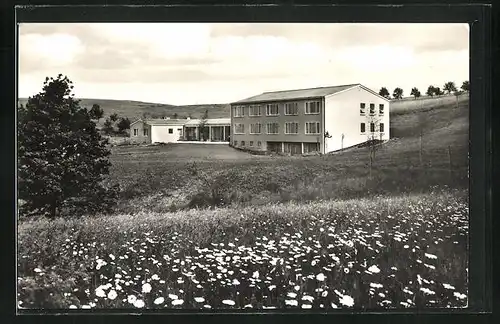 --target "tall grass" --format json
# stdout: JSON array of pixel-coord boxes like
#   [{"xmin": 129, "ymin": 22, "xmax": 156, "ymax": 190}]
[{"xmin": 18, "ymin": 190, "xmax": 468, "ymax": 309}]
